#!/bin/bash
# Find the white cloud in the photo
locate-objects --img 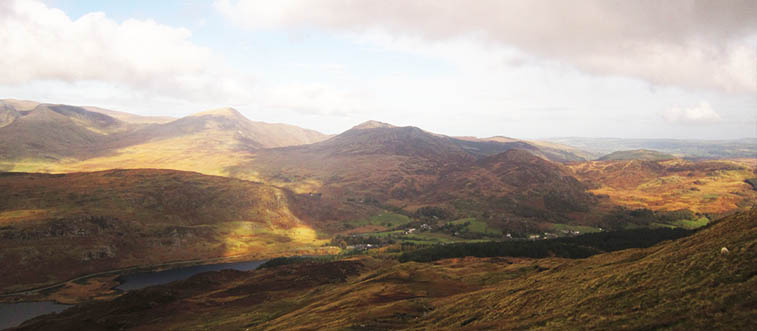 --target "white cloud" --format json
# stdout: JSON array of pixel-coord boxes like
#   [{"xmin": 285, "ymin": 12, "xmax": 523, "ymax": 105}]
[
  {"xmin": 662, "ymin": 102, "xmax": 722, "ymax": 125},
  {"xmin": 214, "ymin": 0, "xmax": 757, "ymax": 94},
  {"xmin": 0, "ymin": 0, "xmax": 252, "ymax": 102},
  {"xmin": 260, "ymin": 83, "xmax": 375, "ymax": 117}
]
